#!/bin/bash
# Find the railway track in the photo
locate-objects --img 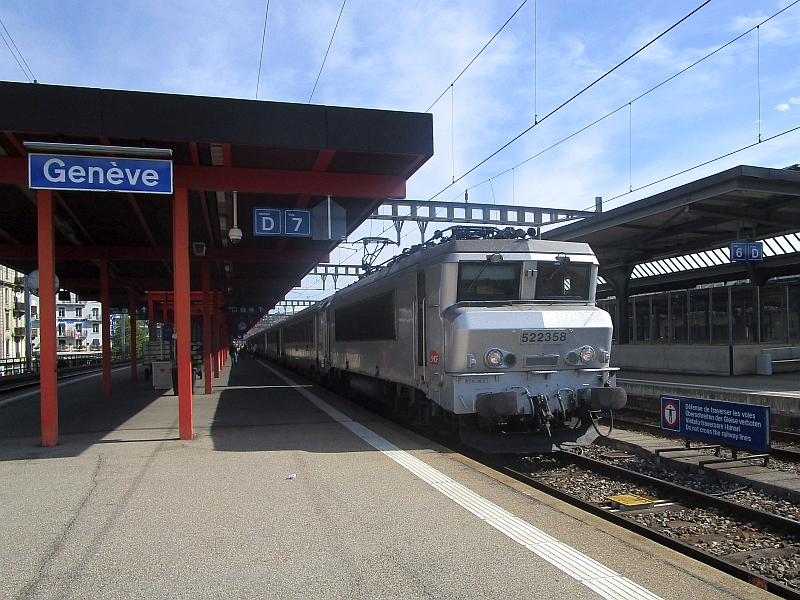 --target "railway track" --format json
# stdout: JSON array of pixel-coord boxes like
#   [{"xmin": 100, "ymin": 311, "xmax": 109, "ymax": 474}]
[
  {"xmin": 0, "ymin": 361, "xmax": 133, "ymax": 396},
  {"xmin": 490, "ymin": 450, "xmax": 800, "ymax": 598},
  {"xmin": 611, "ymin": 412, "xmax": 800, "ymax": 463}
]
